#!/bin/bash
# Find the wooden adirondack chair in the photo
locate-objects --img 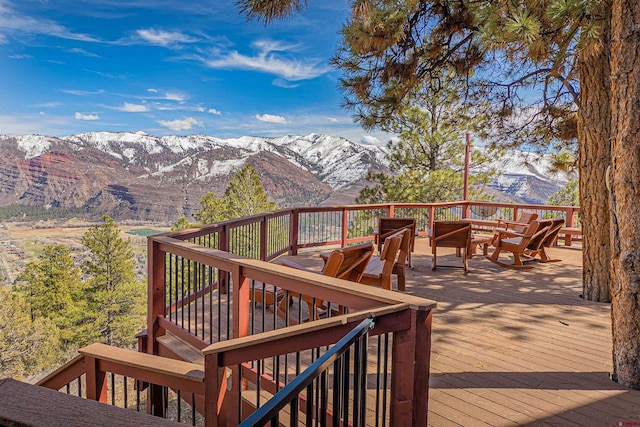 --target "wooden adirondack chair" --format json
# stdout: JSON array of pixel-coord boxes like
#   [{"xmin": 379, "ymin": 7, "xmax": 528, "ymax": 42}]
[
  {"xmin": 277, "ymin": 242, "xmax": 374, "ymax": 322},
  {"xmin": 360, "ymin": 229, "xmax": 406, "ymax": 291},
  {"xmin": 495, "ymin": 212, "xmax": 539, "ymax": 234},
  {"xmin": 375, "ymin": 217, "xmax": 416, "ymax": 268},
  {"xmin": 524, "ymin": 217, "xmax": 565, "ymax": 263},
  {"xmin": 430, "ymin": 221, "xmax": 472, "ymax": 273},
  {"xmin": 486, "ymin": 220, "xmax": 551, "ymax": 269}
]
